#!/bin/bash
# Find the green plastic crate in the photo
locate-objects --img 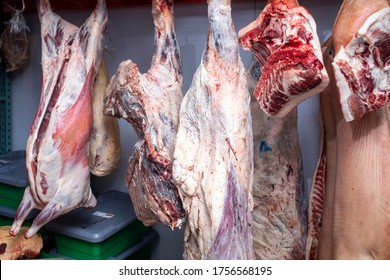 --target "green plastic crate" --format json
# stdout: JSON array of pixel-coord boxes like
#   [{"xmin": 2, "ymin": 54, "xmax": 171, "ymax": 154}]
[
  {"xmin": 46, "ymin": 191, "xmax": 153, "ymax": 260},
  {"xmin": 0, "ymin": 183, "xmax": 26, "ymax": 209},
  {"xmin": 0, "ymin": 214, "xmax": 31, "ymax": 227},
  {"xmin": 54, "ymin": 221, "xmax": 150, "ymax": 260}
]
